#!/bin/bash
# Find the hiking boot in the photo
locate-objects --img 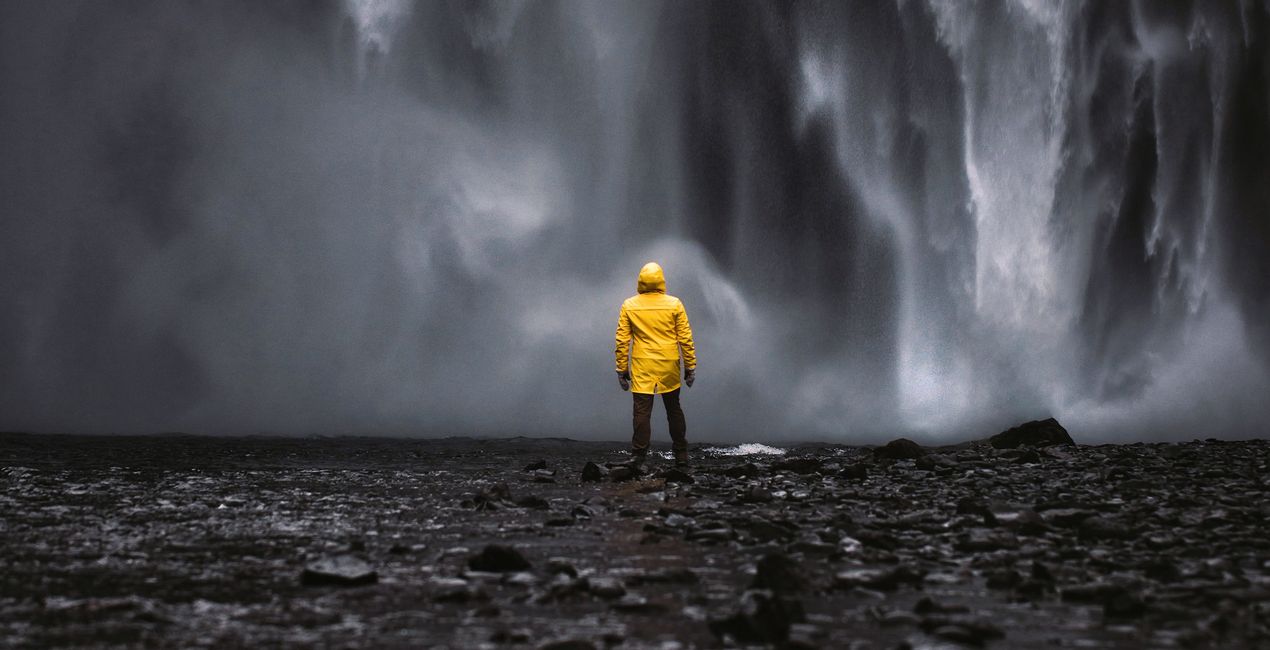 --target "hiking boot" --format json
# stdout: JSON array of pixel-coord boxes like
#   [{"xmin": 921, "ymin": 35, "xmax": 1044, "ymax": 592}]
[{"xmin": 674, "ymin": 451, "xmax": 689, "ymax": 468}]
